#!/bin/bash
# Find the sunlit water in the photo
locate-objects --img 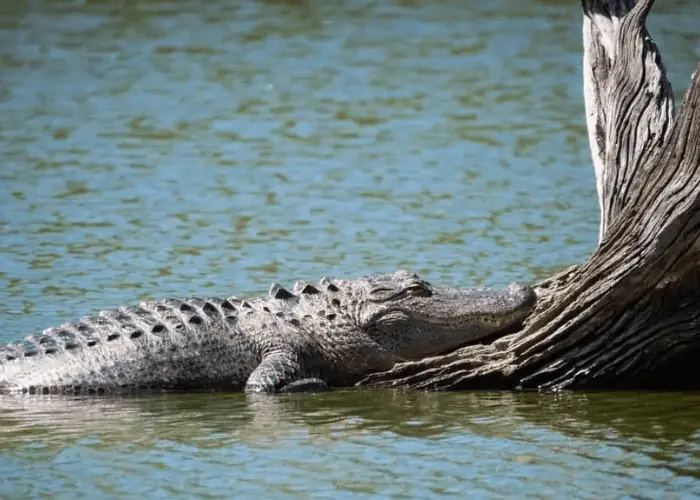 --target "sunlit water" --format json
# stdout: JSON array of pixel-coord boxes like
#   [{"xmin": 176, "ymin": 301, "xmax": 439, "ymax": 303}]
[{"xmin": 1, "ymin": 0, "xmax": 699, "ymax": 498}]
